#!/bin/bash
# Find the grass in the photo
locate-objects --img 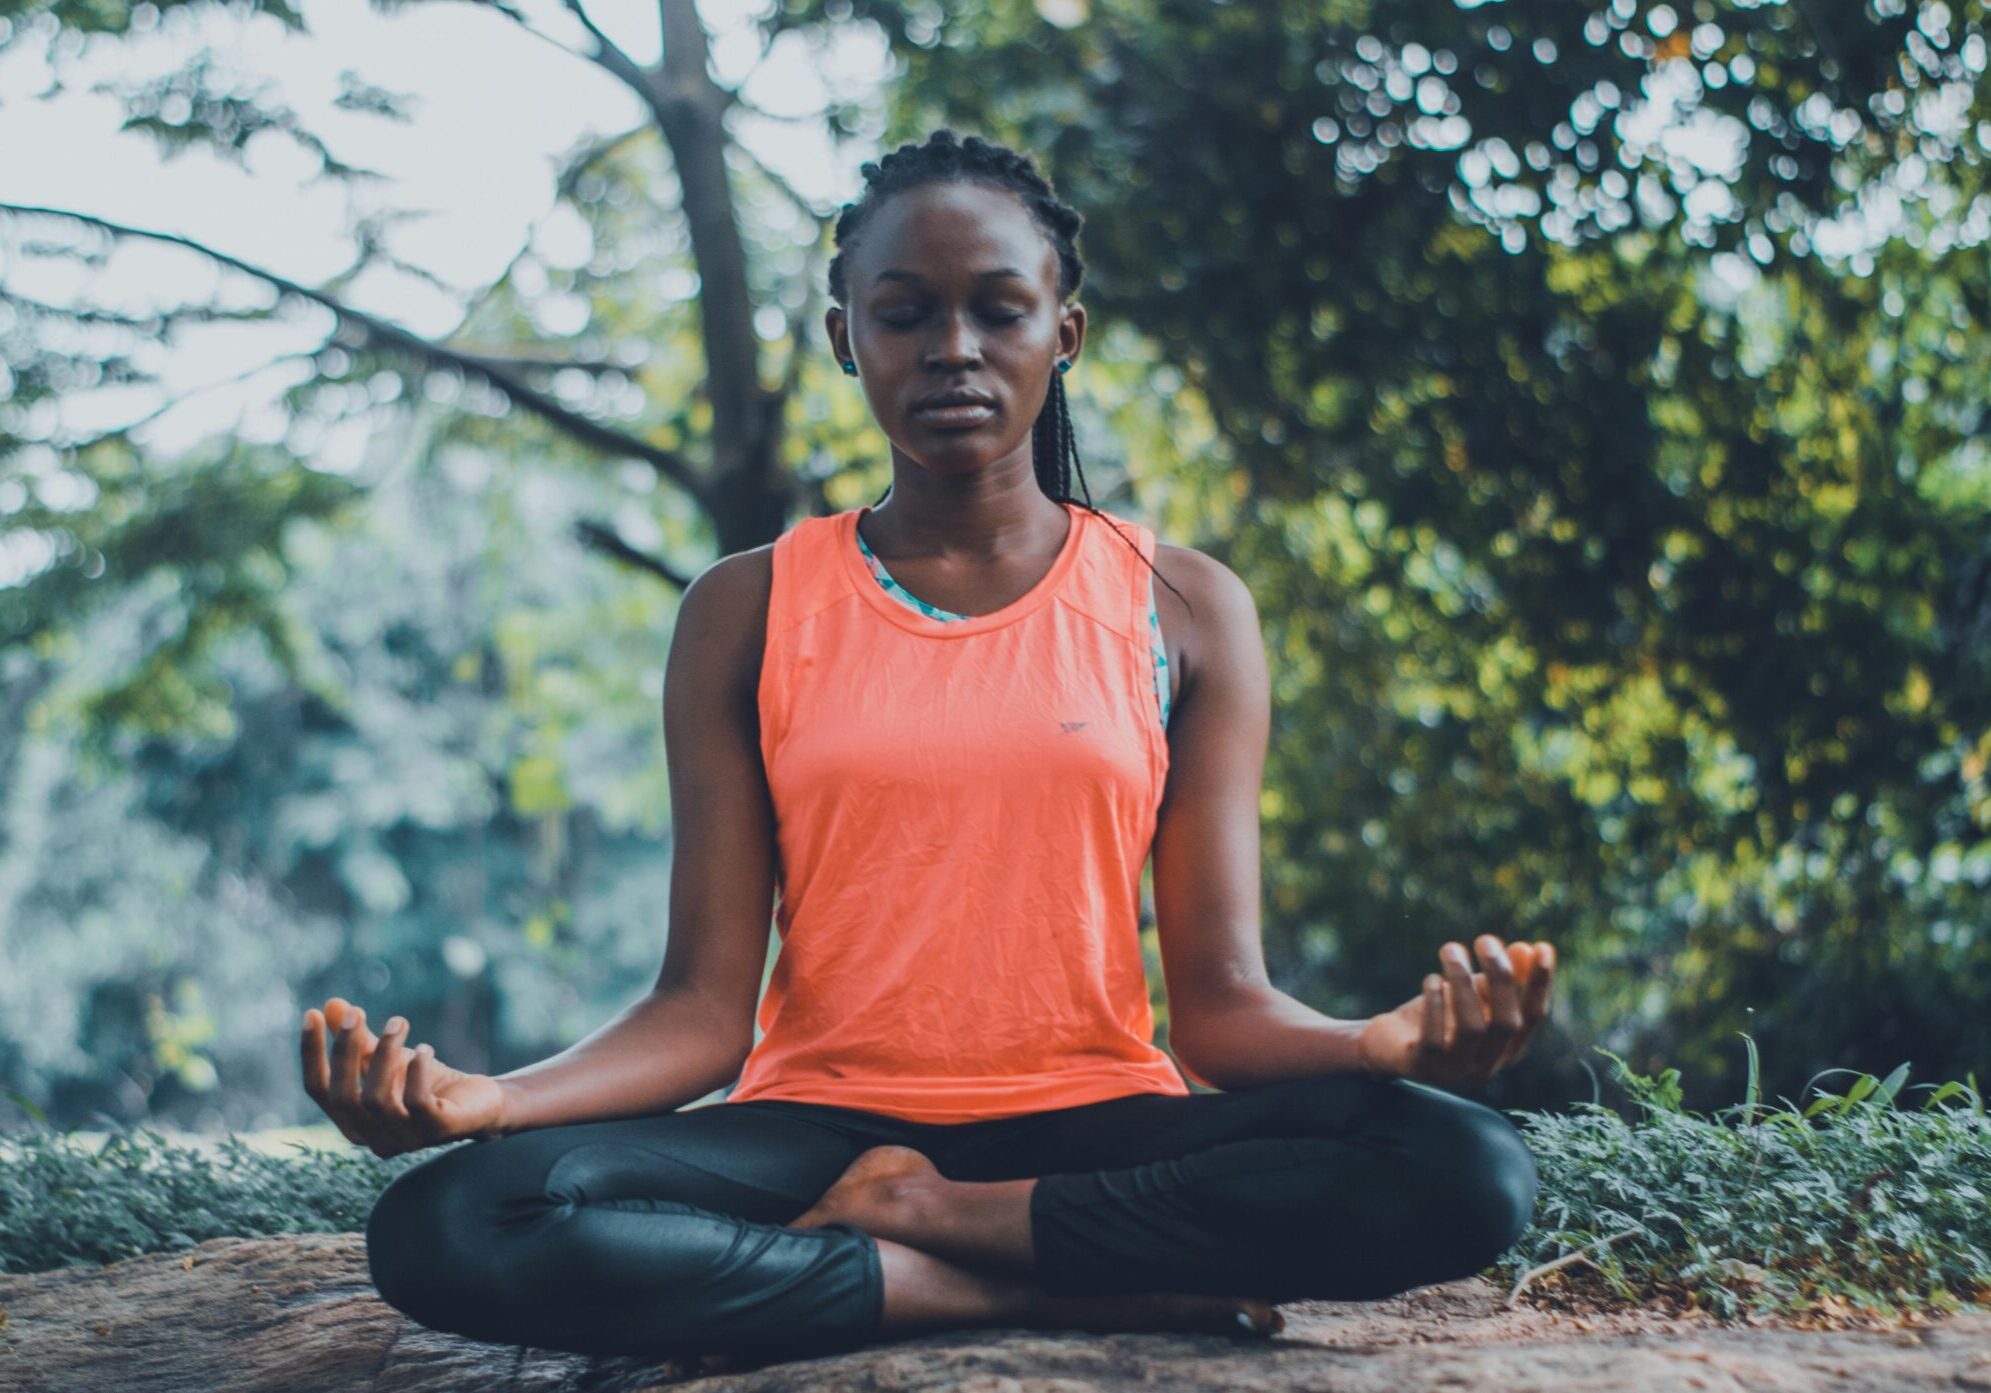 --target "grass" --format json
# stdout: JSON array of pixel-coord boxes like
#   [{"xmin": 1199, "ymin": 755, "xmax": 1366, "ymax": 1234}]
[
  {"xmin": 0, "ymin": 1104, "xmax": 421, "ymax": 1276},
  {"xmin": 1489, "ymin": 1040, "xmax": 1991, "ymax": 1327},
  {"xmin": 3, "ymin": 1040, "xmax": 1987, "ymax": 1328}
]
